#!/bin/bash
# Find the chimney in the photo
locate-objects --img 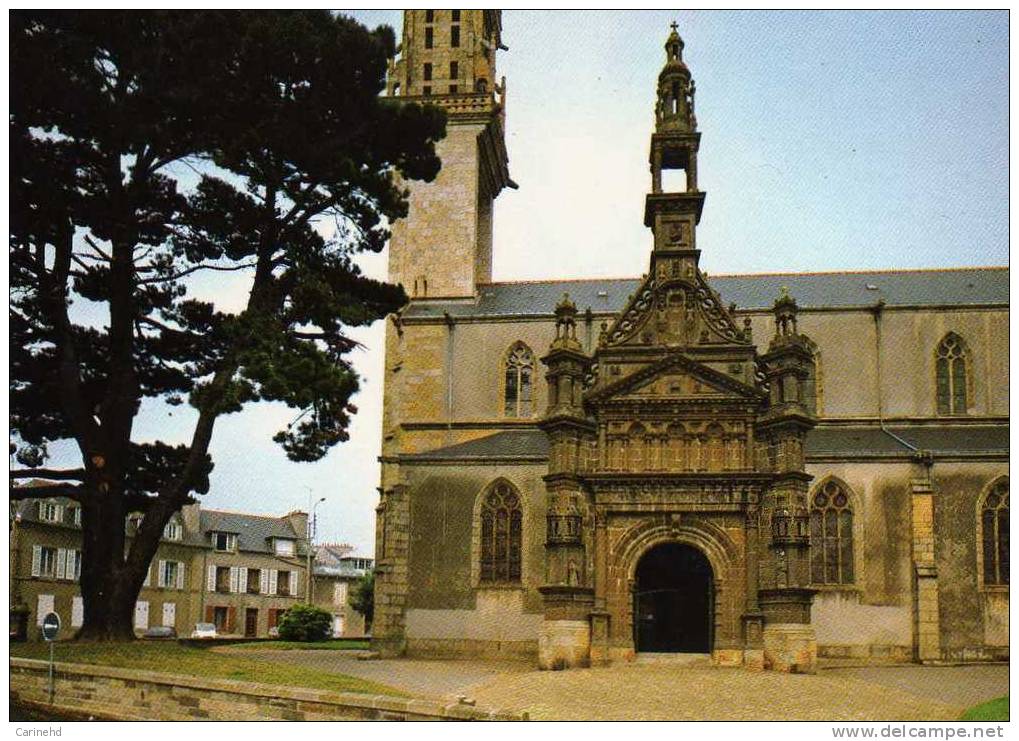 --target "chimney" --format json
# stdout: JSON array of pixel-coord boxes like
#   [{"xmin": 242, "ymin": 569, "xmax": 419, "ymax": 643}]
[{"xmin": 286, "ymin": 510, "xmax": 309, "ymax": 541}]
